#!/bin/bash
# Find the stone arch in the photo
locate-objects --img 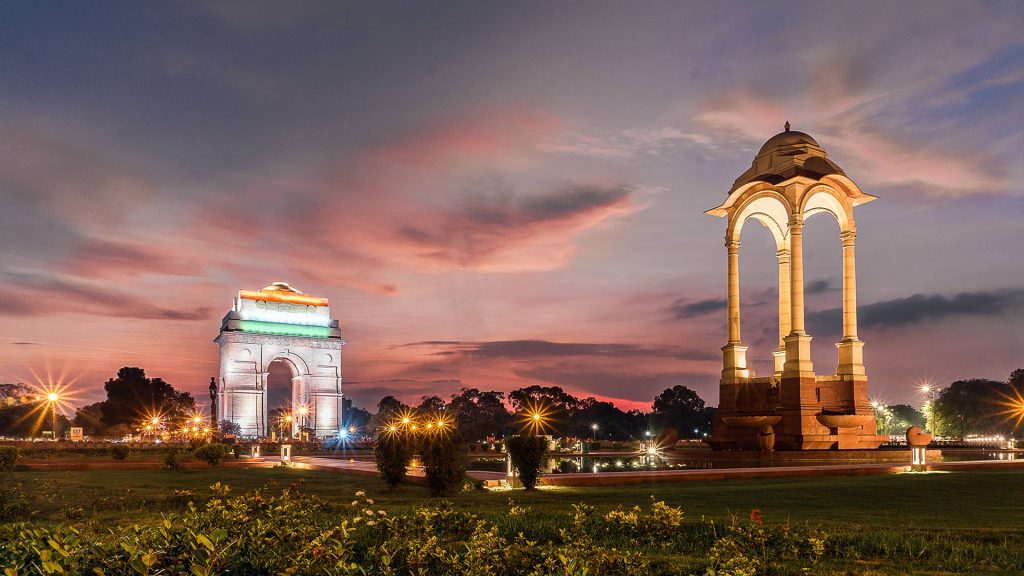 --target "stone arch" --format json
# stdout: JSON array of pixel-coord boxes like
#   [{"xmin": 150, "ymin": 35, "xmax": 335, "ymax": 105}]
[
  {"xmin": 726, "ymin": 185, "xmax": 793, "ymax": 249},
  {"xmin": 262, "ymin": 351, "xmax": 309, "ymax": 378},
  {"xmin": 799, "ymin": 185, "xmax": 855, "ymax": 233}
]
